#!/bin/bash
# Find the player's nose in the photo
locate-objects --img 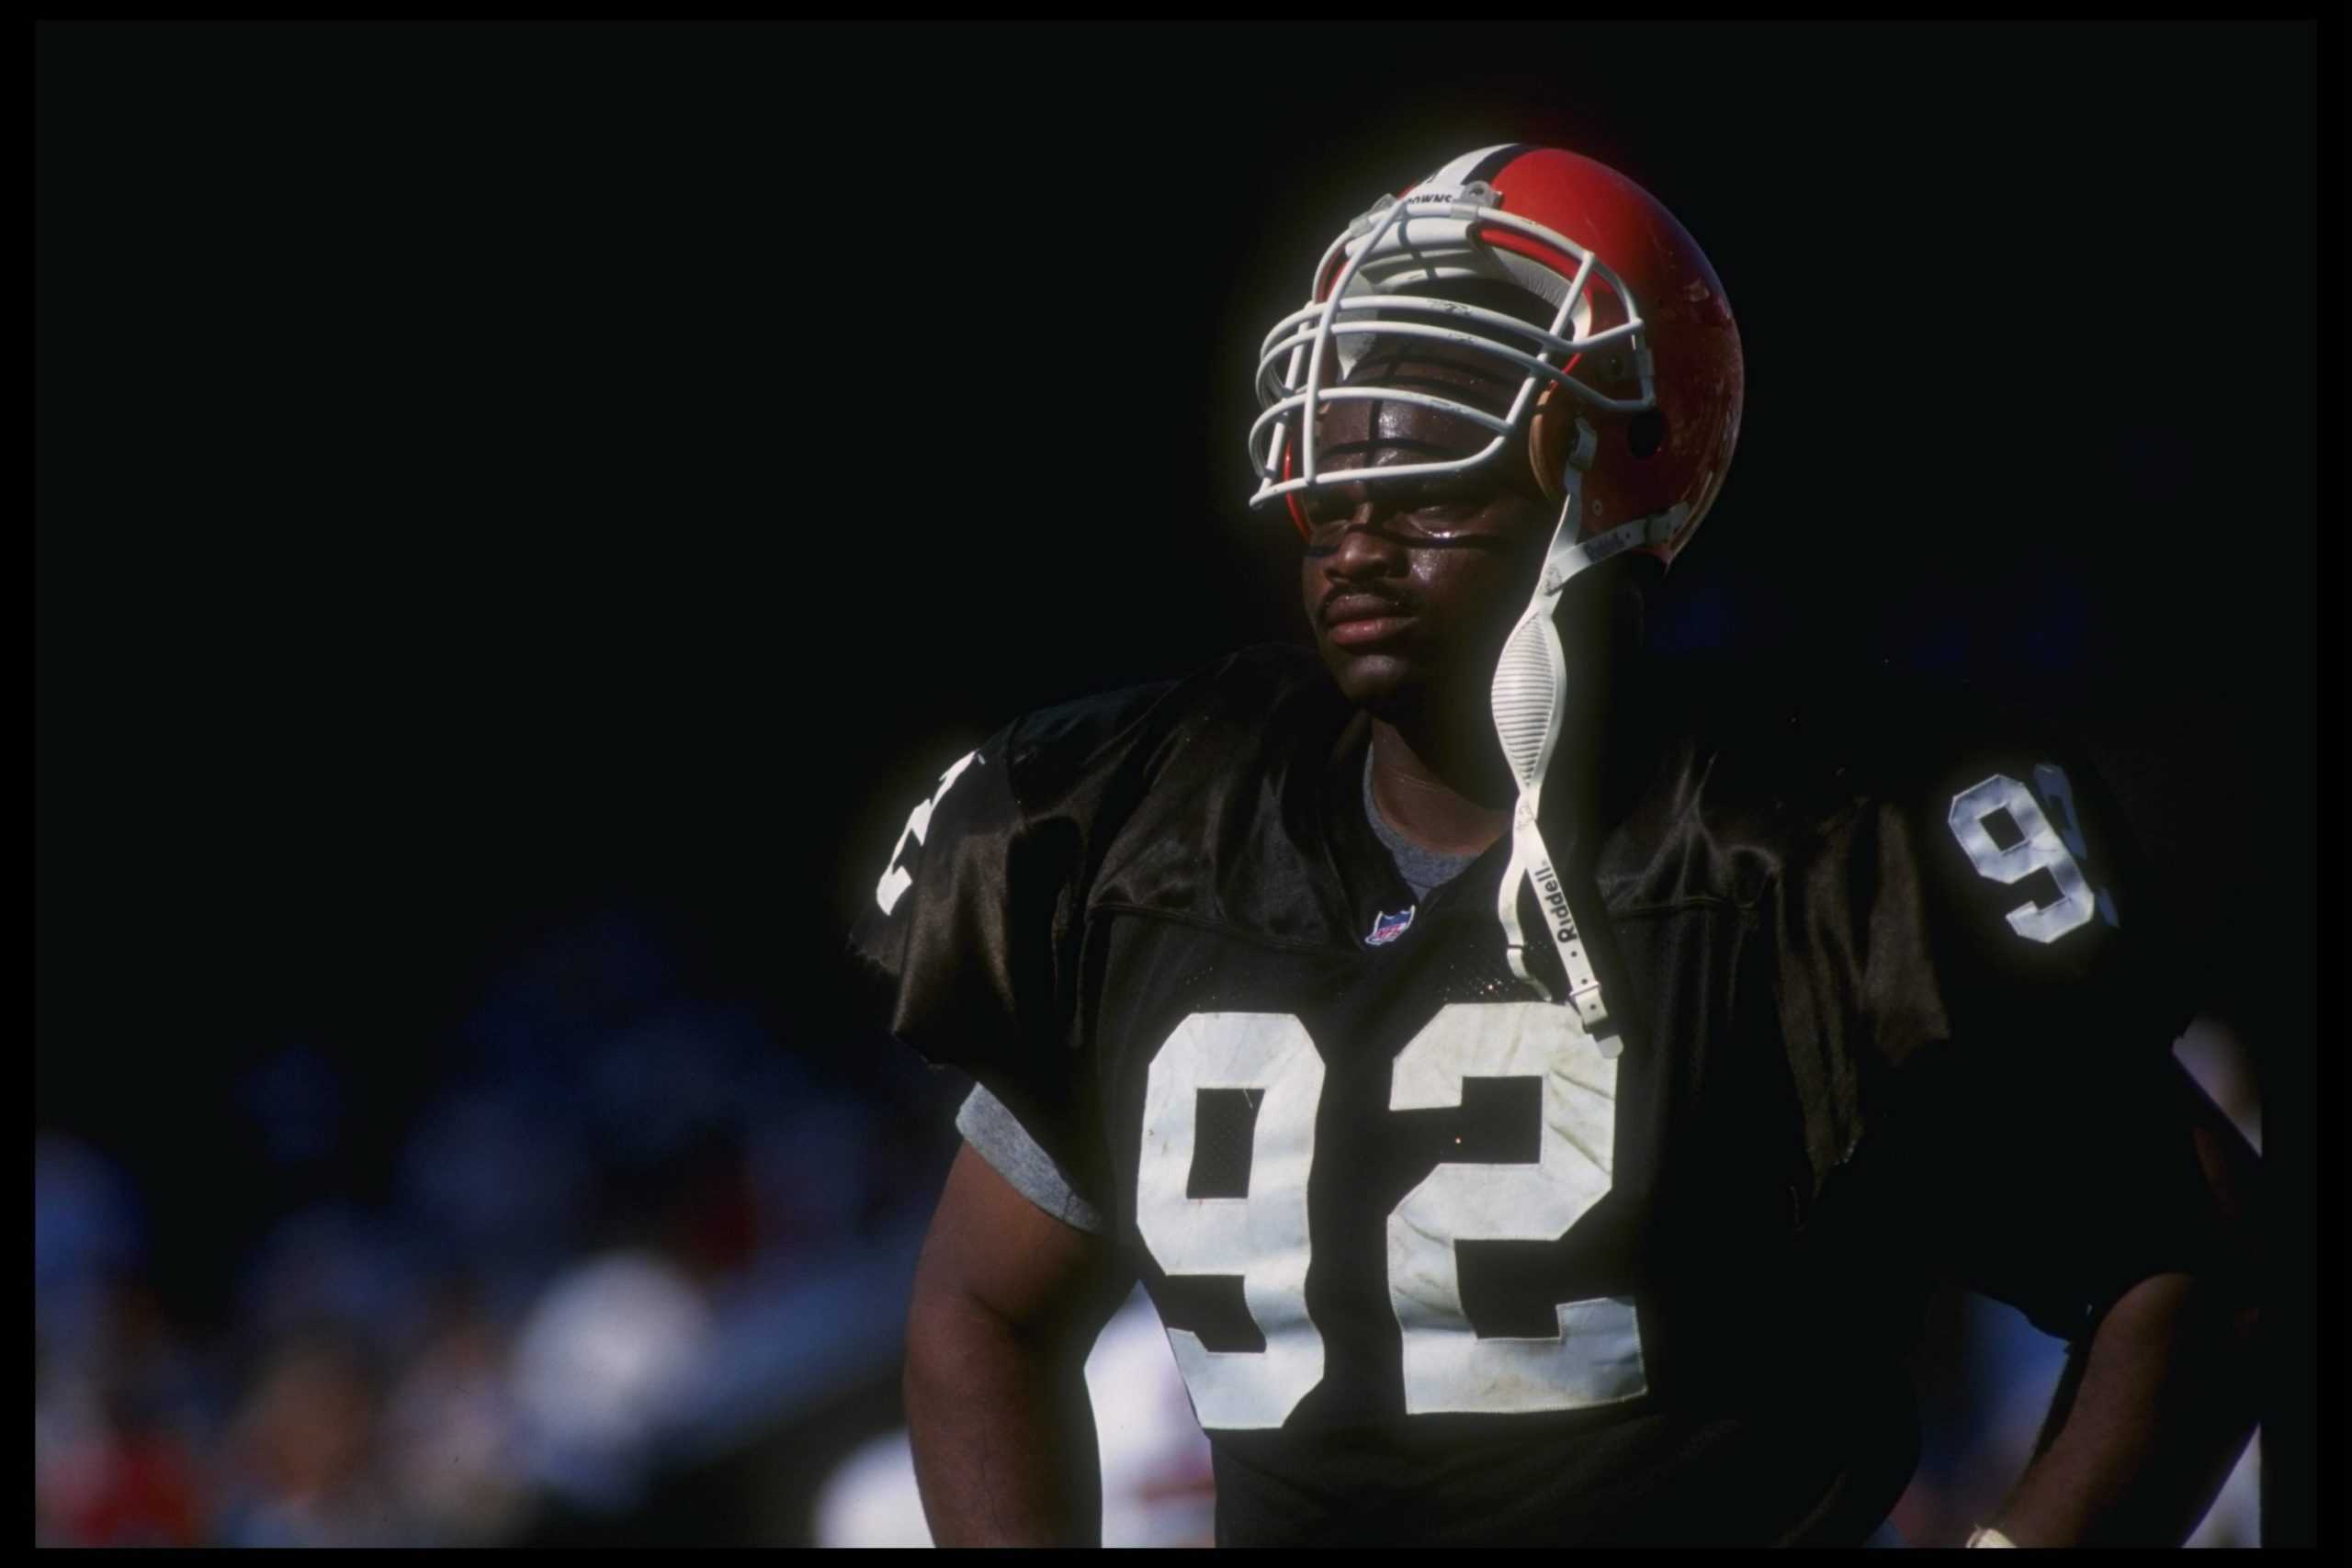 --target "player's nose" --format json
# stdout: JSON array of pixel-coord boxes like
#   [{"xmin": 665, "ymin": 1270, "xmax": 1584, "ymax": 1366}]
[{"xmin": 1321, "ymin": 501, "xmax": 1409, "ymax": 579}]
